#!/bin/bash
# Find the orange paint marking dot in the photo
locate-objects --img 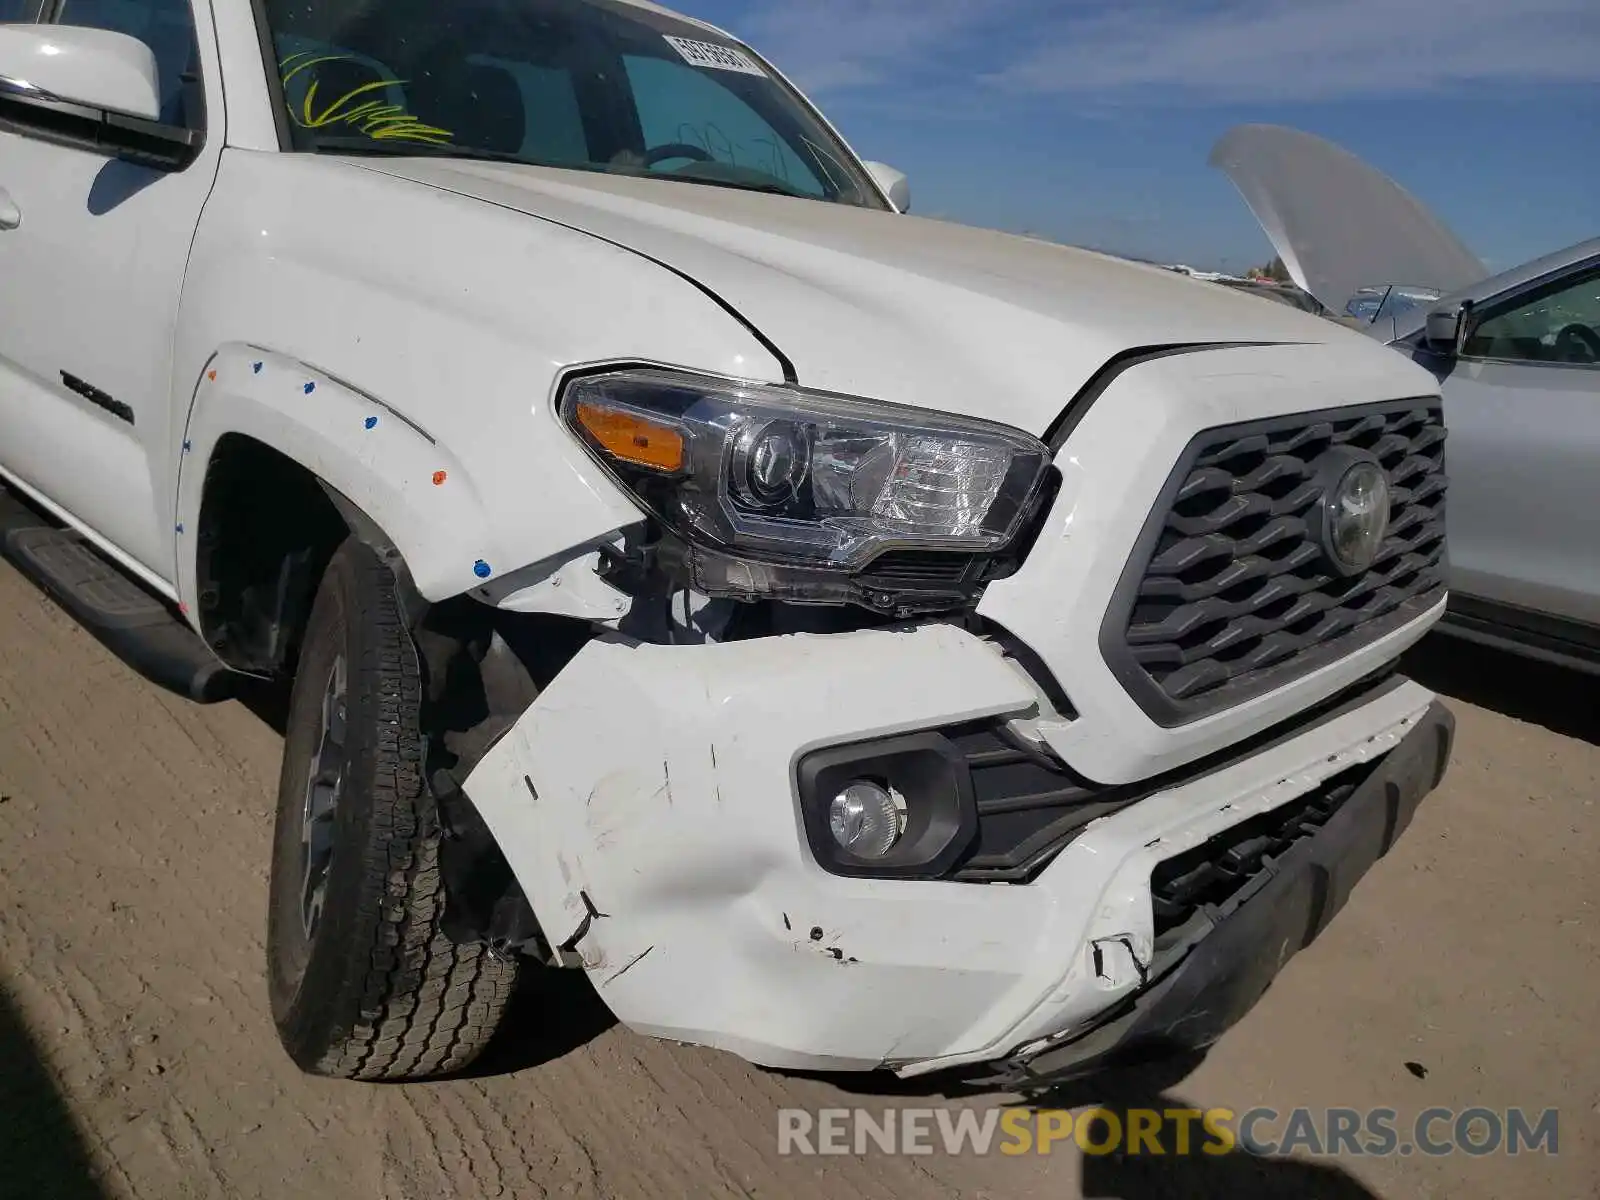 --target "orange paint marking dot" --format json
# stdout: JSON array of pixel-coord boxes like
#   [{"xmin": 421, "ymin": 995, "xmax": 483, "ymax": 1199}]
[
  {"xmin": 206, "ymin": 369, "xmax": 217, "ymax": 382},
  {"xmin": 432, "ymin": 470, "xmax": 448, "ymax": 486}
]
